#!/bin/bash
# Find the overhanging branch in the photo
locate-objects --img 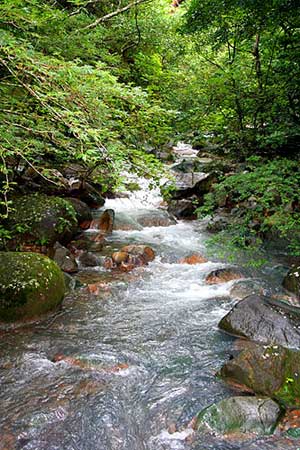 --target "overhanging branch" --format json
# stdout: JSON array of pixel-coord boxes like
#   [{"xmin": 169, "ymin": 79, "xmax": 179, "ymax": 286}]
[{"xmin": 82, "ymin": 0, "xmax": 151, "ymax": 30}]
